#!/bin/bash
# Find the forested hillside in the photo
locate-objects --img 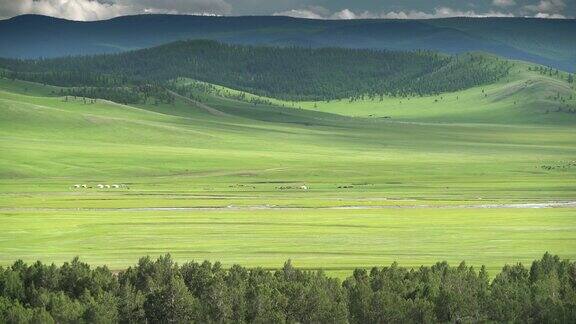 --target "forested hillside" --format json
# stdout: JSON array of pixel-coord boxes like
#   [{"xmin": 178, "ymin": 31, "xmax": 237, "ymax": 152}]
[
  {"xmin": 0, "ymin": 253, "xmax": 574, "ymax": 323},
  {"xmin": 0, "ymin": 15, "xmax": 574, "ymax": 72},
  {"xmin": 0, "ymin": 40, "xmax": 512, "ymax": 101}
]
